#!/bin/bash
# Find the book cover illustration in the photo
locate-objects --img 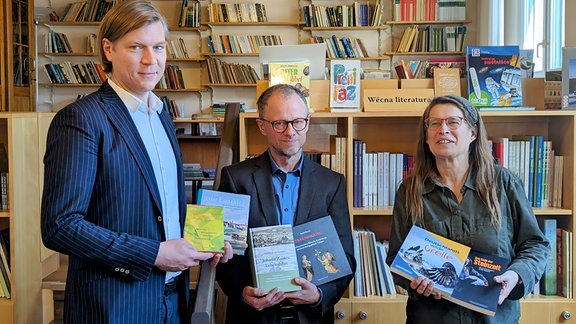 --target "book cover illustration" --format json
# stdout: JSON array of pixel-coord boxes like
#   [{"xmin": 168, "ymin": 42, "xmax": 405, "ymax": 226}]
[
  {"xmin": 249, "ymin": 224, "xmax": 302, "ymax": 293},
  {"xmin": 330, "ymin": 59, "xmax": 361, "ymax": 112},
  {"xmin": 466, "ymin": 46, "xmax": 523, "ymax": 107},
  {"xmin": 390, "ymin": 225, "xmax": 470, "ymax": 296},
  {"xmin": 197, "ymin": 189, "xmax": 251, "ymax": 255},
  {"xmin": 184, "ymin": 204, "xmax": 225, "ymax": 252},
  {"xmin": 293, "ymin": 216, "xmax": 352, "ymax": 286},
  {"xmin": 268, "ymin": 61, "xmax": 311, "ymax": 107},
  {"xmin": 562, "ymin": 47, "xmax": 576, "ymax": 109},
  {"xmin": 447, "ymin": 250, "xmax": 508, "ymax": 316}
]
